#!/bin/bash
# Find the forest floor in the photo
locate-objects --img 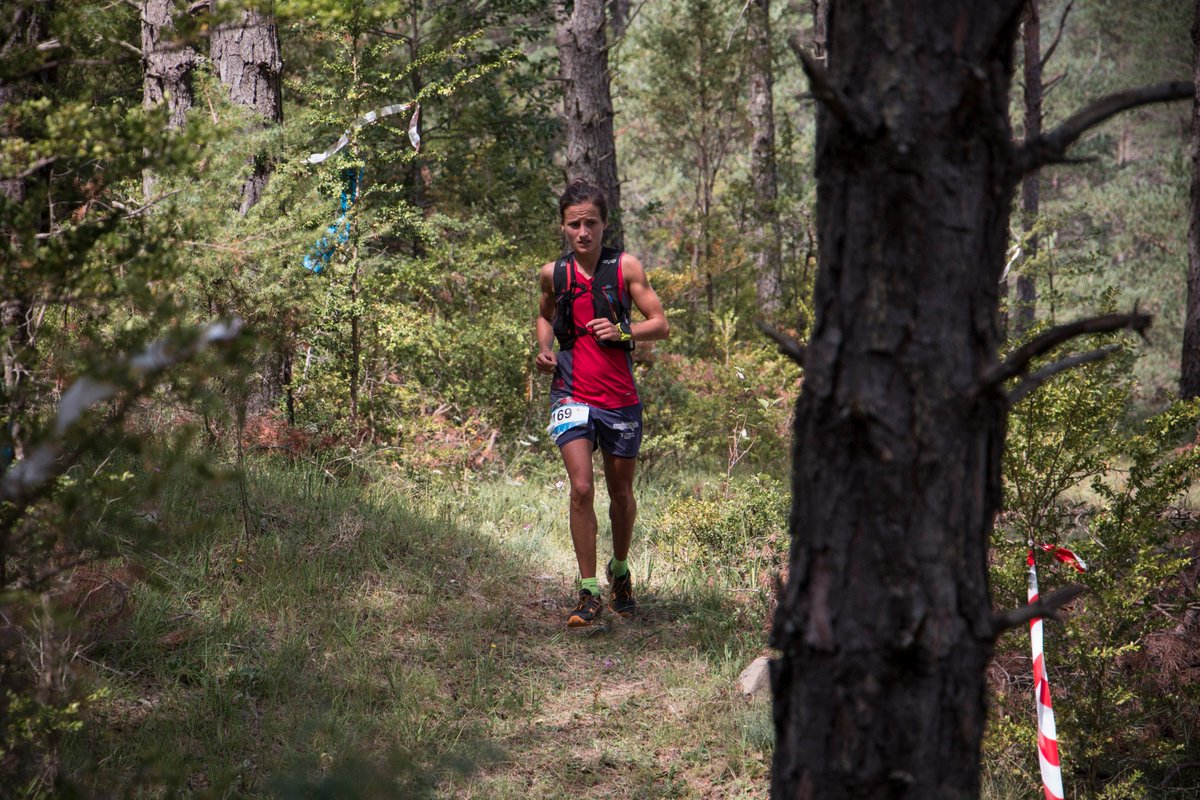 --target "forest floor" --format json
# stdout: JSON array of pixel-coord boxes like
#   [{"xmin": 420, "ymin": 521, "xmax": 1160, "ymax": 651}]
[{"xmin": 59, "ymin": 453, "xmax": 776, "ymax": 799}]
